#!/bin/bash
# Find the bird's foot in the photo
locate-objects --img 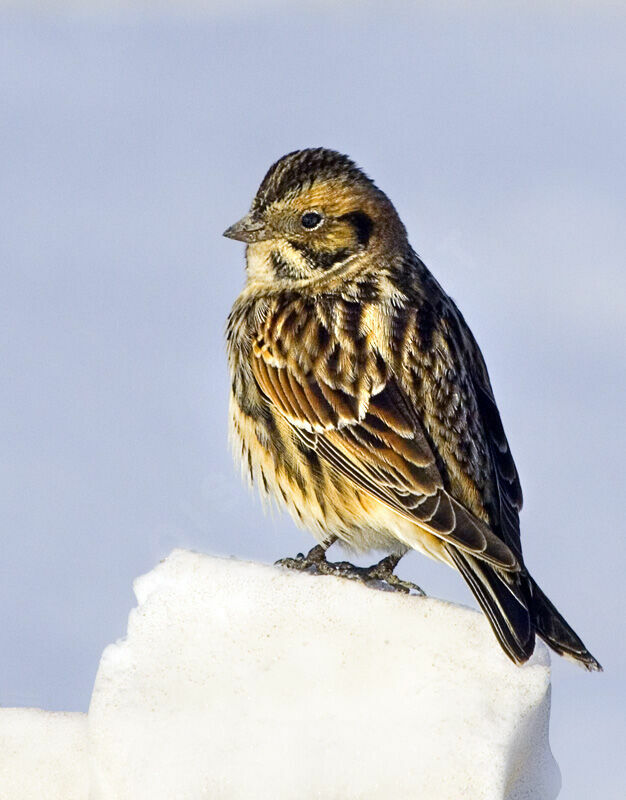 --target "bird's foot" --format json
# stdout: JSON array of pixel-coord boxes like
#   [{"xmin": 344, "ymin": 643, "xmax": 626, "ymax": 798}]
[
  {"xmin": 363, "ymin": 554, "xmax": 426, "ymax": 596},
  {"xmin": 275, "ymin": 544, "xmax": 329, "ymax": 572},
  {"xmin": 276, "ymin": 548, "xmax": 426, "ymax": 596},
  {"xmin": 275, "ymin": 544, "xmax": 360, "ymax": 581}
]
